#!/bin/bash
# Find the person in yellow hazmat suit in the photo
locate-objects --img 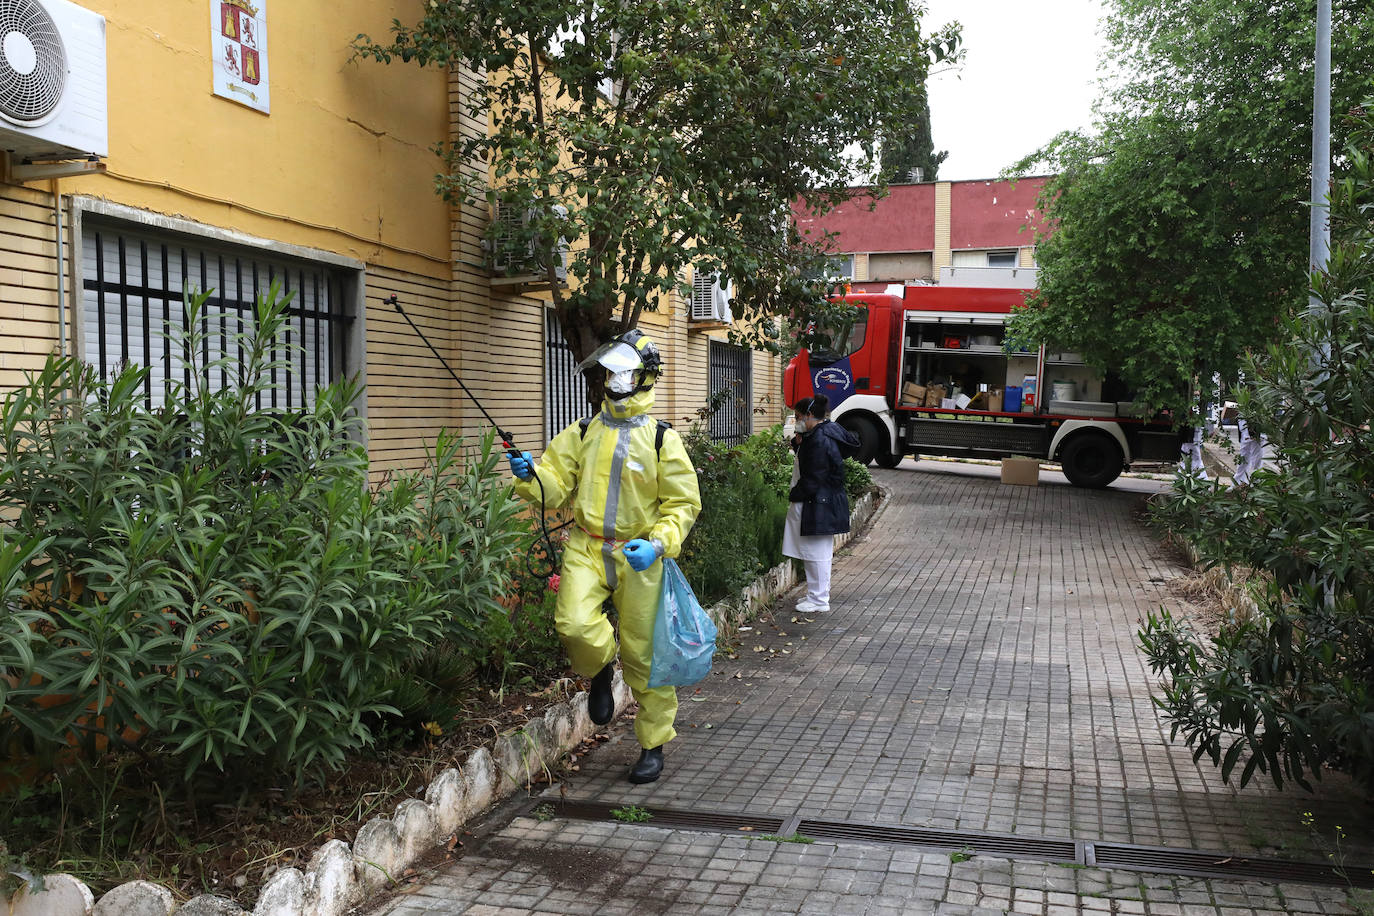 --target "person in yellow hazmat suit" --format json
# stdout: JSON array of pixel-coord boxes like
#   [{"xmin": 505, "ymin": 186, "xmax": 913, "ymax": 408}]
[{"xmin": 507, "ymin": 329, "xmax": 701, "ymax": 784}]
